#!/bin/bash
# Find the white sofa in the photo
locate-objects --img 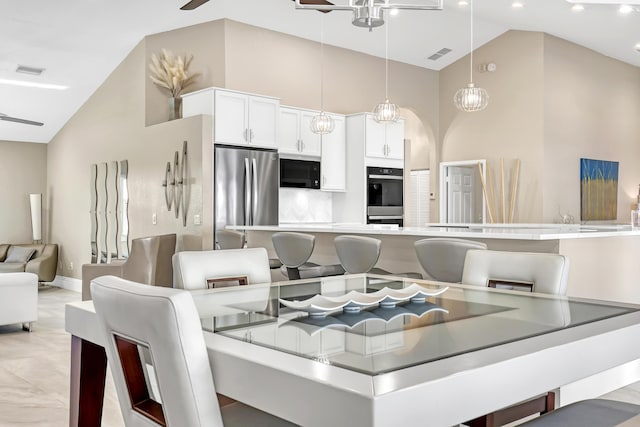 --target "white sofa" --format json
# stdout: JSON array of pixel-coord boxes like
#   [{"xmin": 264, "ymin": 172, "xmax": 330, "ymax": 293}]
[{"xmin": 0, "ymin": 272, "xmax": 38, "ymax": 331}]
